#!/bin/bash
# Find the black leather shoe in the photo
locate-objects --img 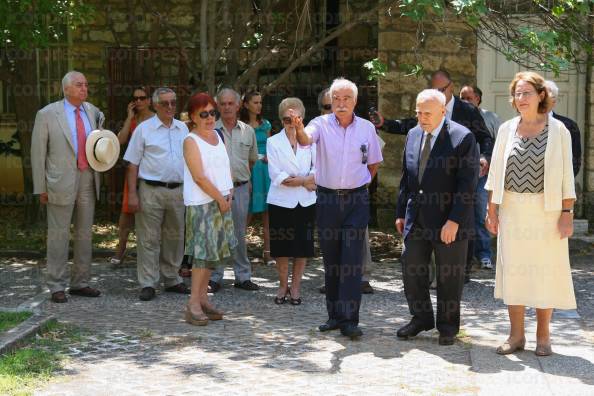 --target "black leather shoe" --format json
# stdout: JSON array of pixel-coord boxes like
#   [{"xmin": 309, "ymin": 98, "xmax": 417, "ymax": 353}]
[
  {"xmin": 340, "ymin": 324, "xmax": 363, "ymax": 339},
  {"xmin": 361, "ymin": 281, "xmax": 374, "ymax": 294},
  {"xmin": 164, "ymin": 283, "xmax": 190, "ymax": 294},
  {"xmin": 318, "ymin": 319, "xmax": 340, "ymax": 332},
  {"xmin": 207, "ymin": 280, "xmax": 221, "ymax": 293},
  {"xmin": 438, "ymin": 334, "xmax": 455, "ymax": 346},
  {"xmin": 234, "ymin": 280, "xmax": 260, "ymax": 291},
  {"xmin": 397, "ymin": 321, "xmax": 434, "ymax": 339},
  {"xmin": 139, "ymin": 287, "xmax": 156, "ymax": 301}
]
